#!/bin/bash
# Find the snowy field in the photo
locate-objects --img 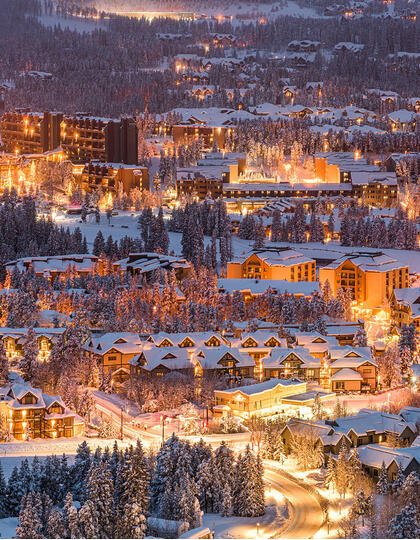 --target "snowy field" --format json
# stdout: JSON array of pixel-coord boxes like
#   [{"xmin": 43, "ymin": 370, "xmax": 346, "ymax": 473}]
[
  {"xmin": 0, "ymin": 437, "xmax": 132, "ymax": 479},
  {"xmin": 36, "ymin": 13, "xmax": 106, "ymax": 32},
  {"xmin": 57, "ymin": 210, "xmax": 420, "ymax": 276}
]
